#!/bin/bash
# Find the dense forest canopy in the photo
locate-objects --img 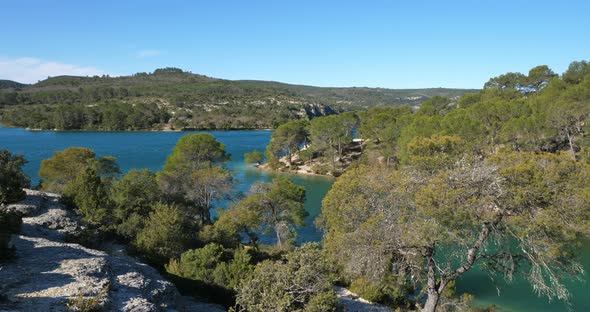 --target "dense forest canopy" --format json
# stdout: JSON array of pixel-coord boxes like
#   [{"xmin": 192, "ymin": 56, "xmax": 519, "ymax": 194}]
[{"xmin": 0, "ymin": 68, "xmax": 473, "ymax": 130}]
